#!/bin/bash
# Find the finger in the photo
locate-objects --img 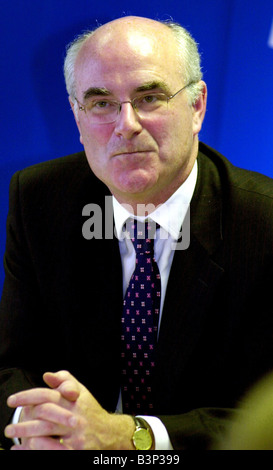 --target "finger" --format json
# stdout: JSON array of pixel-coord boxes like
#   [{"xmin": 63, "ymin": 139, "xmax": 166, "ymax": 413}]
[
  {"xmin": 10, "ymin": 444, "xmax": 25, "ymax": 450},
  {"xmin": 29, "ymin": 436, "xmax": 70, "ymax": 450},
  {"xmin": 57, "ymin": 380, "xmax": 80, "ymax": 402},
  {"xmin": 5, "ymin": 403, "xmax": 77, "ymax": 440},
  {"xmin": 7, "ymin": 387, "xmax": 61, "ymax": 409},
  {"xmin": 31, "ymin": 402, "xmax": 77, "ymax": 427},
  {"xmin": 44, "ymin": 371, "xmax": 80, "ymax": 402},
  {"xmin": 11, "ymin": 437, "xmax": 69, "ymax": 451},
  {"xmin": 43, "ymin": 370, "xmax": 73, "ymax": 388},
  {"xmin": 5, "ymin": 418, "xmax": 68, "ymax": 440}
]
